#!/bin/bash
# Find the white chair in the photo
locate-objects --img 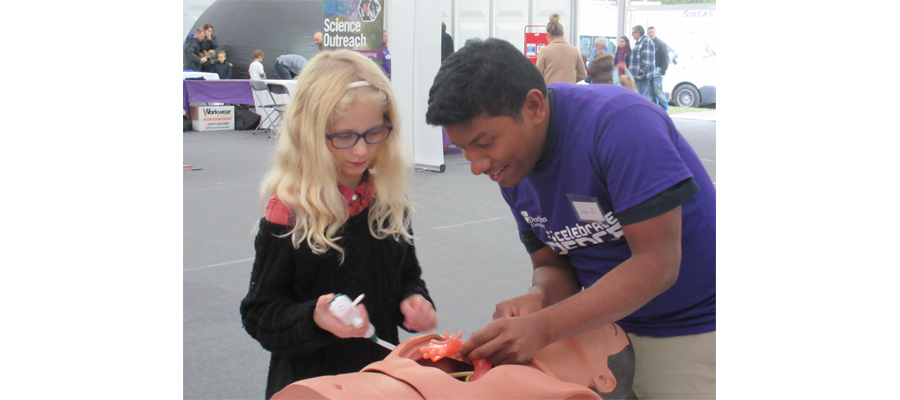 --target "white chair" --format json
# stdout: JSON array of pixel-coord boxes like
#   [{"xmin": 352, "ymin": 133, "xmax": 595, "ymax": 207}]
[{"xmin": 250, "ymin": 80, "xmax": 286, "ymax": 136}]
